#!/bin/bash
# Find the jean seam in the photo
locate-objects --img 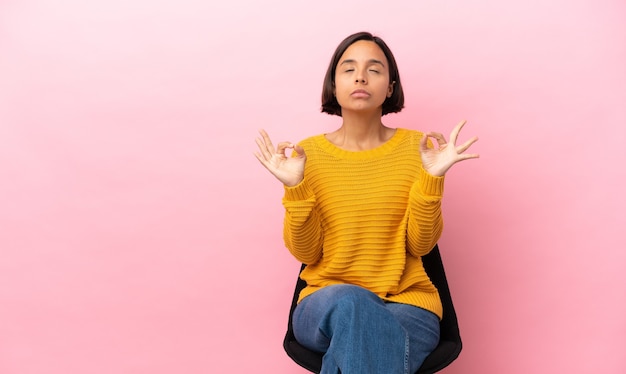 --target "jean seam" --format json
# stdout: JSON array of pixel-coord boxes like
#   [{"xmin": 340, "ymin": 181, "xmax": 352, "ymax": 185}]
[{"xmin": 404, "ymin": 330, "xmax": 410, "ymax": 374}]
